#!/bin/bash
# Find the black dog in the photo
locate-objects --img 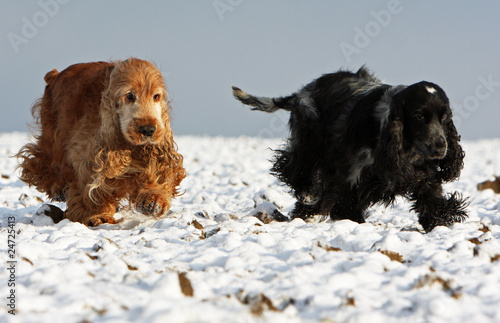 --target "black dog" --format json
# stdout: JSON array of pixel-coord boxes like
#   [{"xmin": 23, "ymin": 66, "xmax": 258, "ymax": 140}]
[{"xmin": 233, "ymin": 67, "xmax": 467, "ymax": 232}]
